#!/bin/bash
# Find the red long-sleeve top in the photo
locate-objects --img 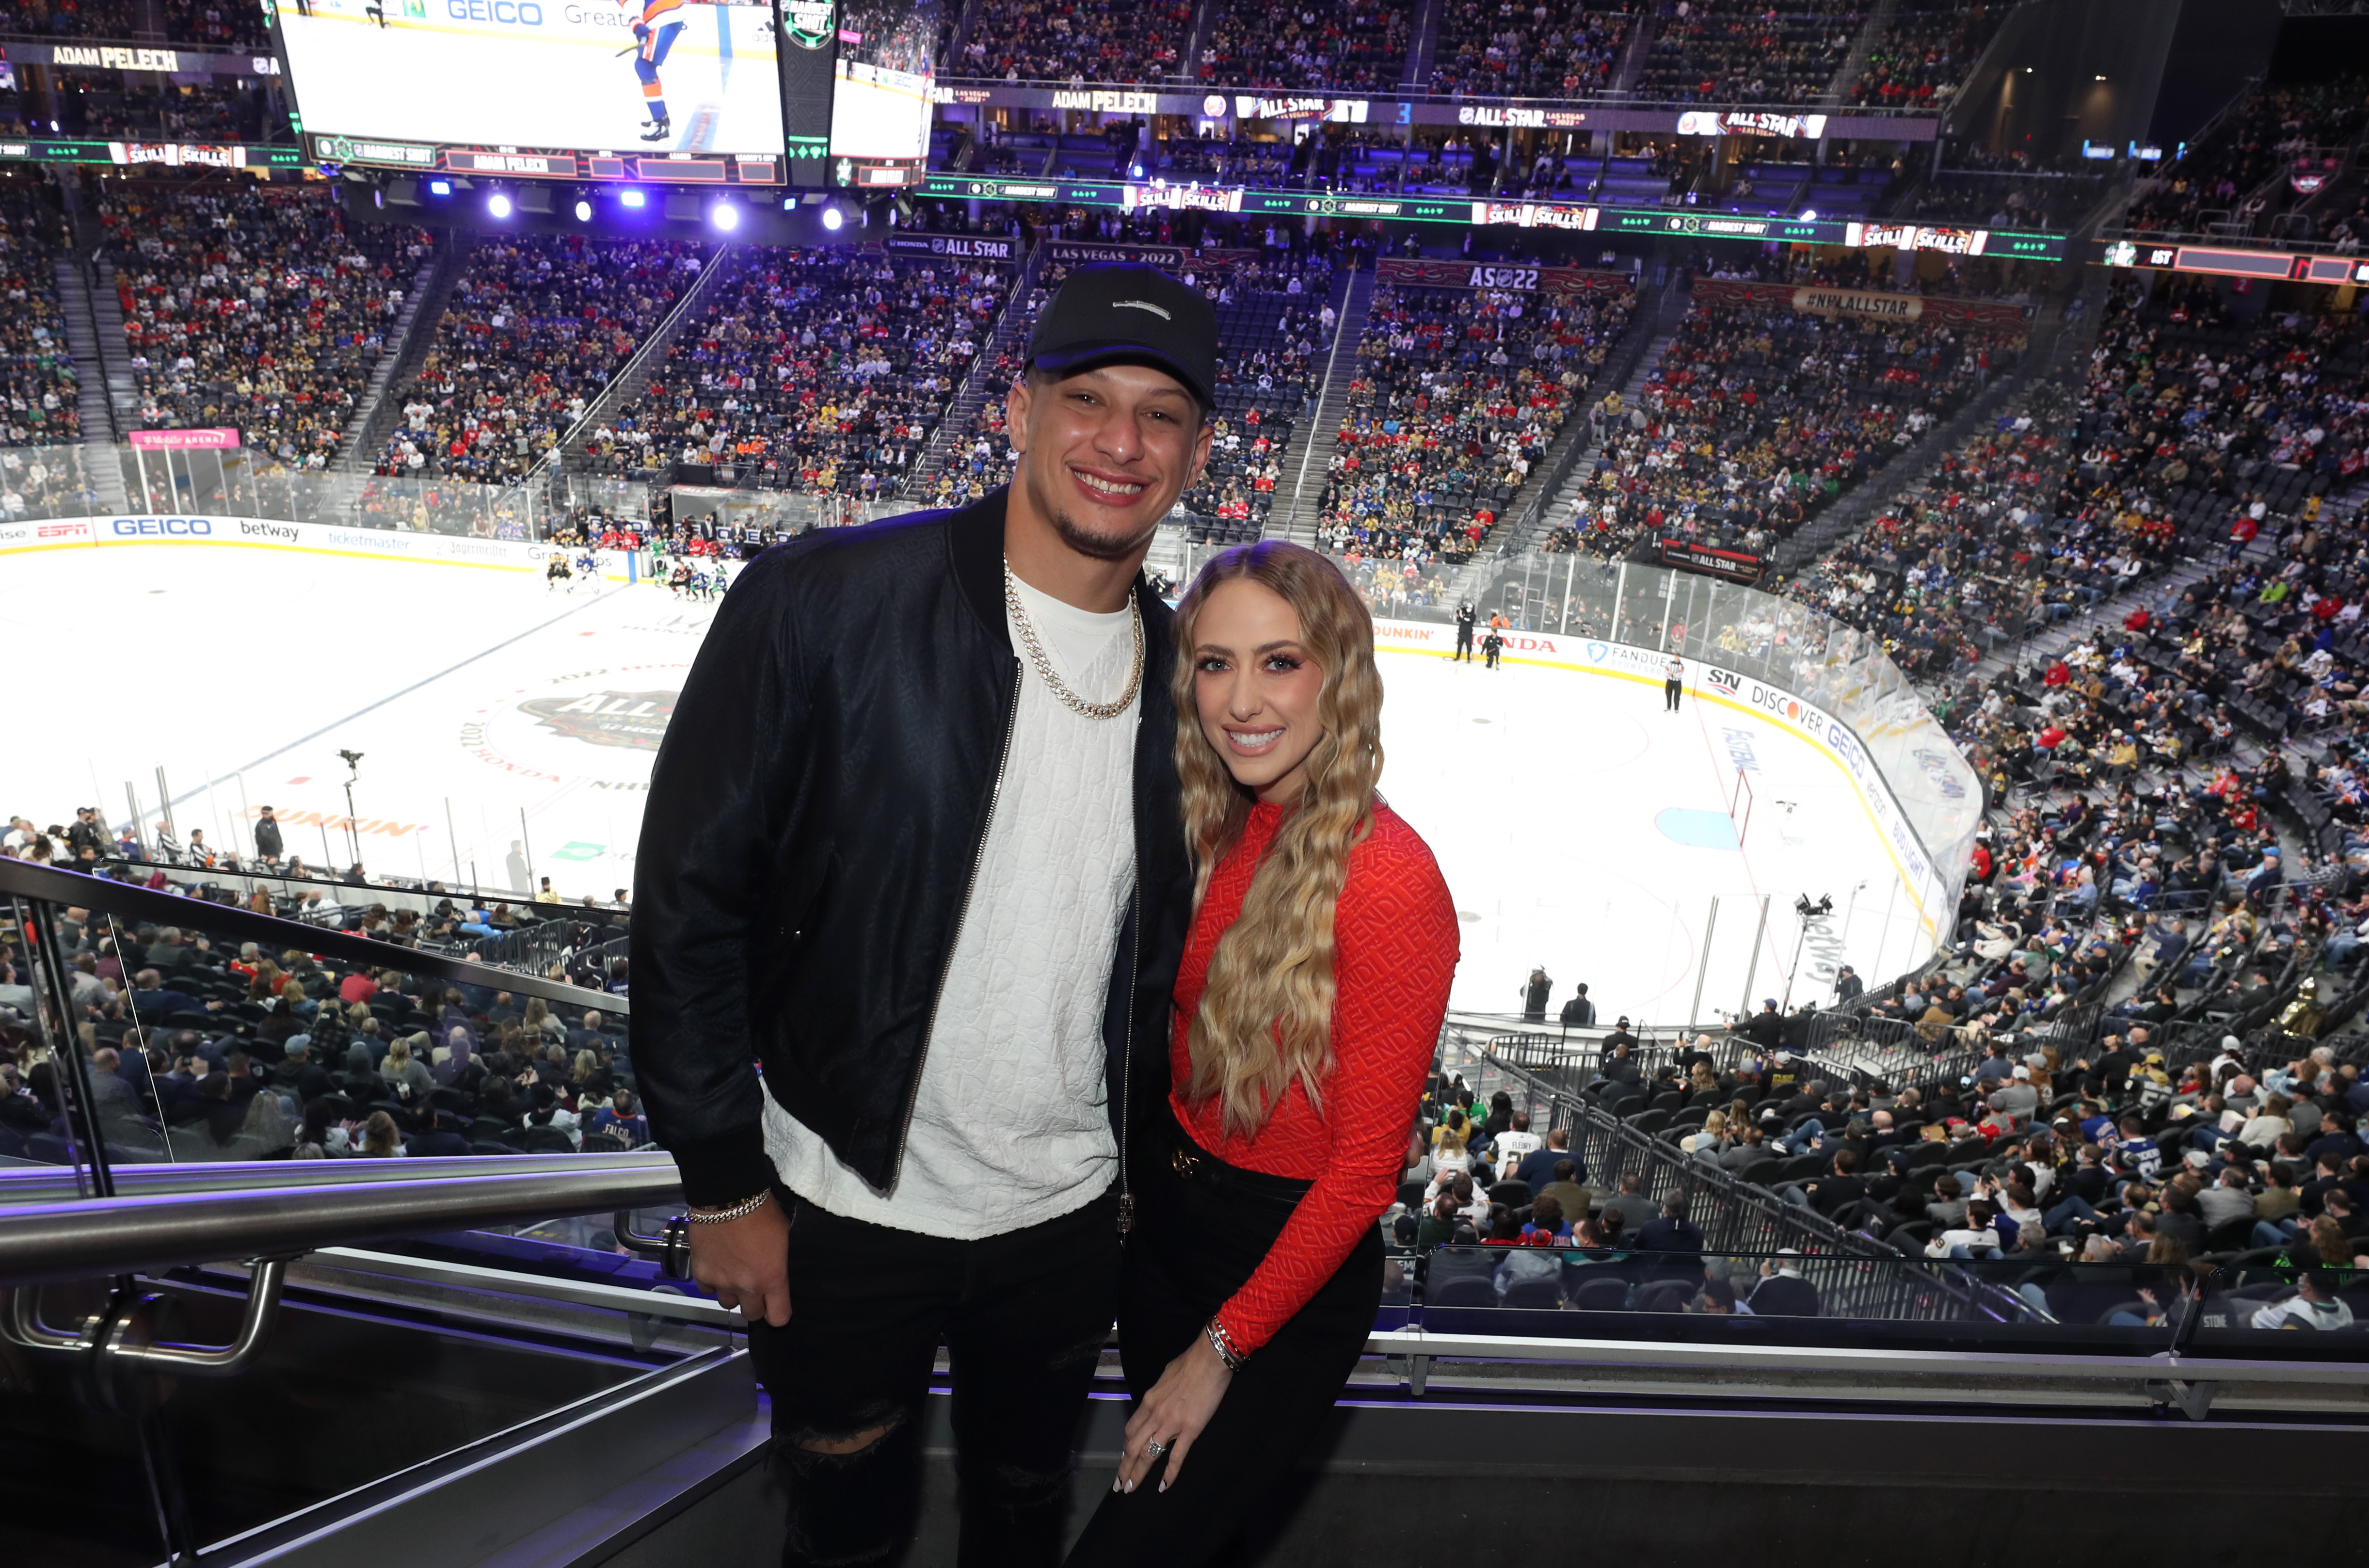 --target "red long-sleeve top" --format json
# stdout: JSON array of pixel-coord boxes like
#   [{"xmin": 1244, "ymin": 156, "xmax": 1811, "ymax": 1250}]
[{"xmin": 1171, "ymin": 798, "xmax": 1459, "ymax": 1355}]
